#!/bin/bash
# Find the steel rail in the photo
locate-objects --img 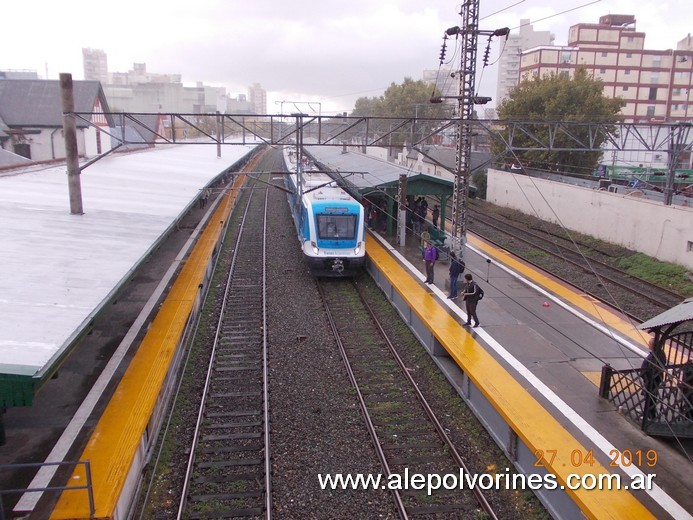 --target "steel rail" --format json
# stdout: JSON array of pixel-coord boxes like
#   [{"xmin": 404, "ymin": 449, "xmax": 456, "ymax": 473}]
[
  {"xmin": 470, "ymin": 208, "xmax": 685, "ymax": 304},
  {"xmin": 260, "ymin": 186, "xmax": 272, "ymax": 519},
  {"xmin": 353, "ymin": 282, "xmax": 499, "ymax": 520},
  {"xmin": 176, "ymin": 176, "xmax": 271, "ymax": 519},
  {"xmin": 316, "ymin": 282, "xmax": 409, "ymax": 519},
  {"xmin": 469, "ymin": 212, "xmax": 680, "ymax": 313}
]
